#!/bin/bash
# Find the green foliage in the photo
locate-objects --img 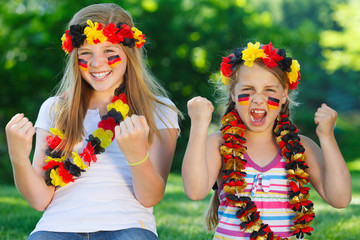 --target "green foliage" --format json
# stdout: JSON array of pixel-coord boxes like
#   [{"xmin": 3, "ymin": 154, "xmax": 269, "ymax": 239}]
[
  {"xmin": 1, "ymin": 0, "xmax": 360, "ymax": 184},
  {"xmin": 1, "ymin": 173, "xmax": 360, "ymax": 239},
  {"xmin": 320, "ymin": 0, "xmax": 360, "ymax": 72}
]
